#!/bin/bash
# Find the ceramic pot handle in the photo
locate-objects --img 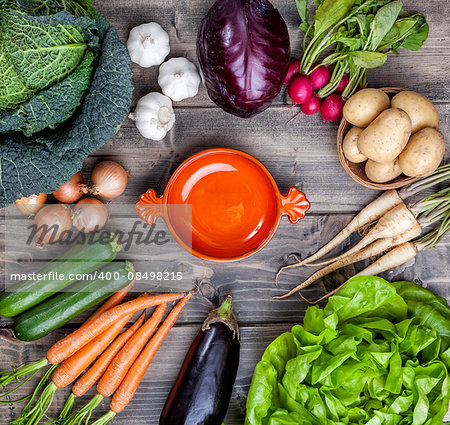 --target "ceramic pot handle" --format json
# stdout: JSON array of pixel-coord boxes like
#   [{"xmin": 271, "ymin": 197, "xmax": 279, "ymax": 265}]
[
  {"xmin": 280, "ymin": 186, "xmax": 310, "ymax": 224},
  {"xmin": 135, "ymin": 189, "xmax": 164, "ymax": 225}
]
